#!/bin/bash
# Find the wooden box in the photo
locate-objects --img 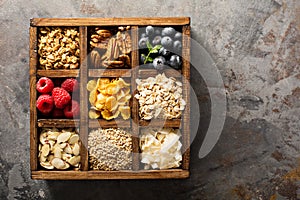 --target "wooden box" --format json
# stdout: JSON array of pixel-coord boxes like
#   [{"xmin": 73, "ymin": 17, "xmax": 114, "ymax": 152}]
[{"xmin": 30, "ymin": 17, "xmax": 190, "ymax": 179}]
